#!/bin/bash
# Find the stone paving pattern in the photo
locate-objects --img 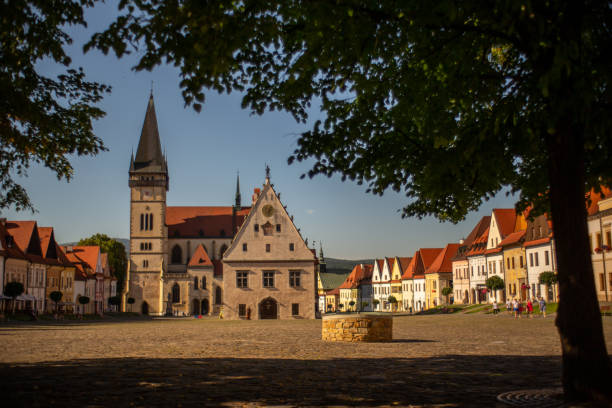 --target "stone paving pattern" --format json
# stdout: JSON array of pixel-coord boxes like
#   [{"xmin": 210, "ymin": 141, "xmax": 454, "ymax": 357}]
[{"xmin": 1, "ymin": 313, "xmax": 611, "ymax": 407}]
